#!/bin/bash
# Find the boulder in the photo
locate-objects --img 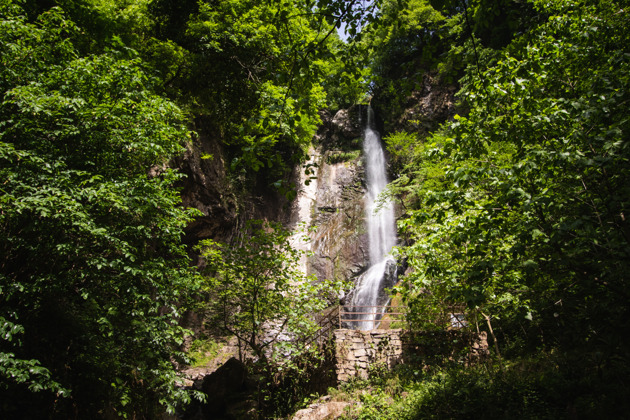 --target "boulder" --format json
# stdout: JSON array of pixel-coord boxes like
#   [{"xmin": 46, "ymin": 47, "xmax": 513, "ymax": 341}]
[
  {"xmin": 291, "ymin": 397, "xmax": 351, "ymax": 420},
  {"xmin": 332, "ymin": 109, "xmax": 362, "ymax": 139},
  {"xmin": 201, "ymin": 357, "xmax": 251, "ymax": 419}
]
